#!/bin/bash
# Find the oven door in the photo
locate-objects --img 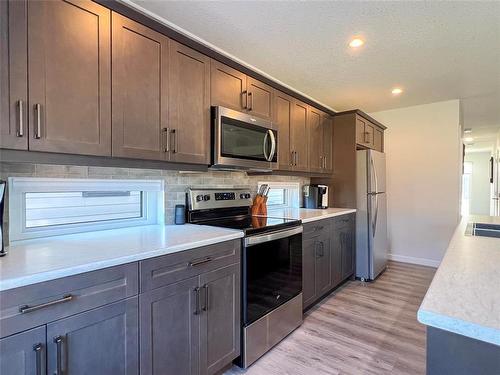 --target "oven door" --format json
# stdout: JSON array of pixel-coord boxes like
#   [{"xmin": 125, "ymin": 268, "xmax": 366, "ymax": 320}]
[
  {"xmin": 212, "ymin": 106, "xmax": 277, "ymax": 171},
  {"xmin": 242, "ymin": 226, "xmax": 303, "ymax": 326}
]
